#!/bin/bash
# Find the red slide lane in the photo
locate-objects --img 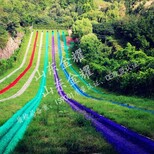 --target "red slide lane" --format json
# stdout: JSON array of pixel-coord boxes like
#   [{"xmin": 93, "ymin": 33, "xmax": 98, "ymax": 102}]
[{"xmin": 0, "ymin": 32, "xmax": 39, "ymax": 94}]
